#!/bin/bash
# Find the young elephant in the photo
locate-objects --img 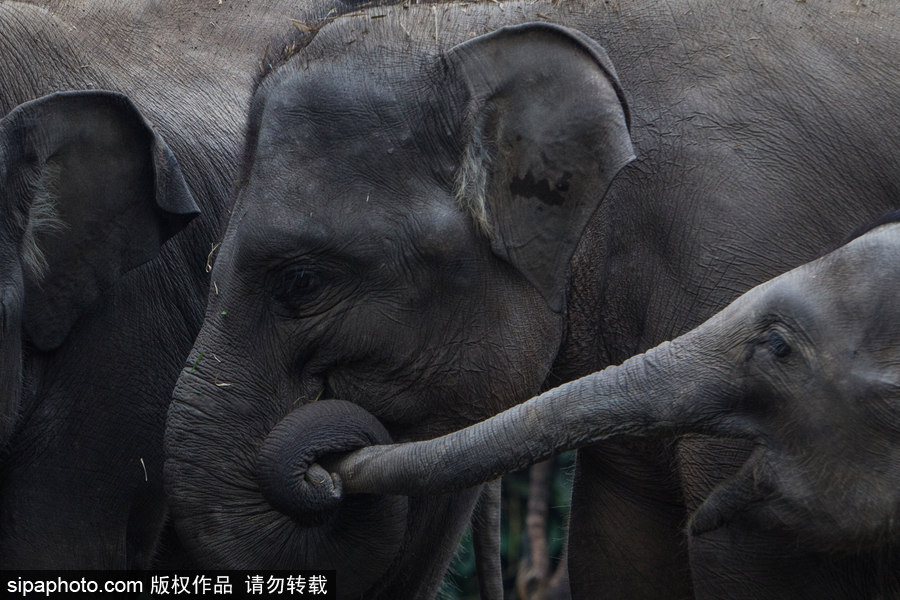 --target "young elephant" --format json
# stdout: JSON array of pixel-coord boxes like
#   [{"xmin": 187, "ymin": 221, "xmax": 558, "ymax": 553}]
[{"xmin": 328, "ymin": 216, "xmax": 900, "ymax": 590}]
